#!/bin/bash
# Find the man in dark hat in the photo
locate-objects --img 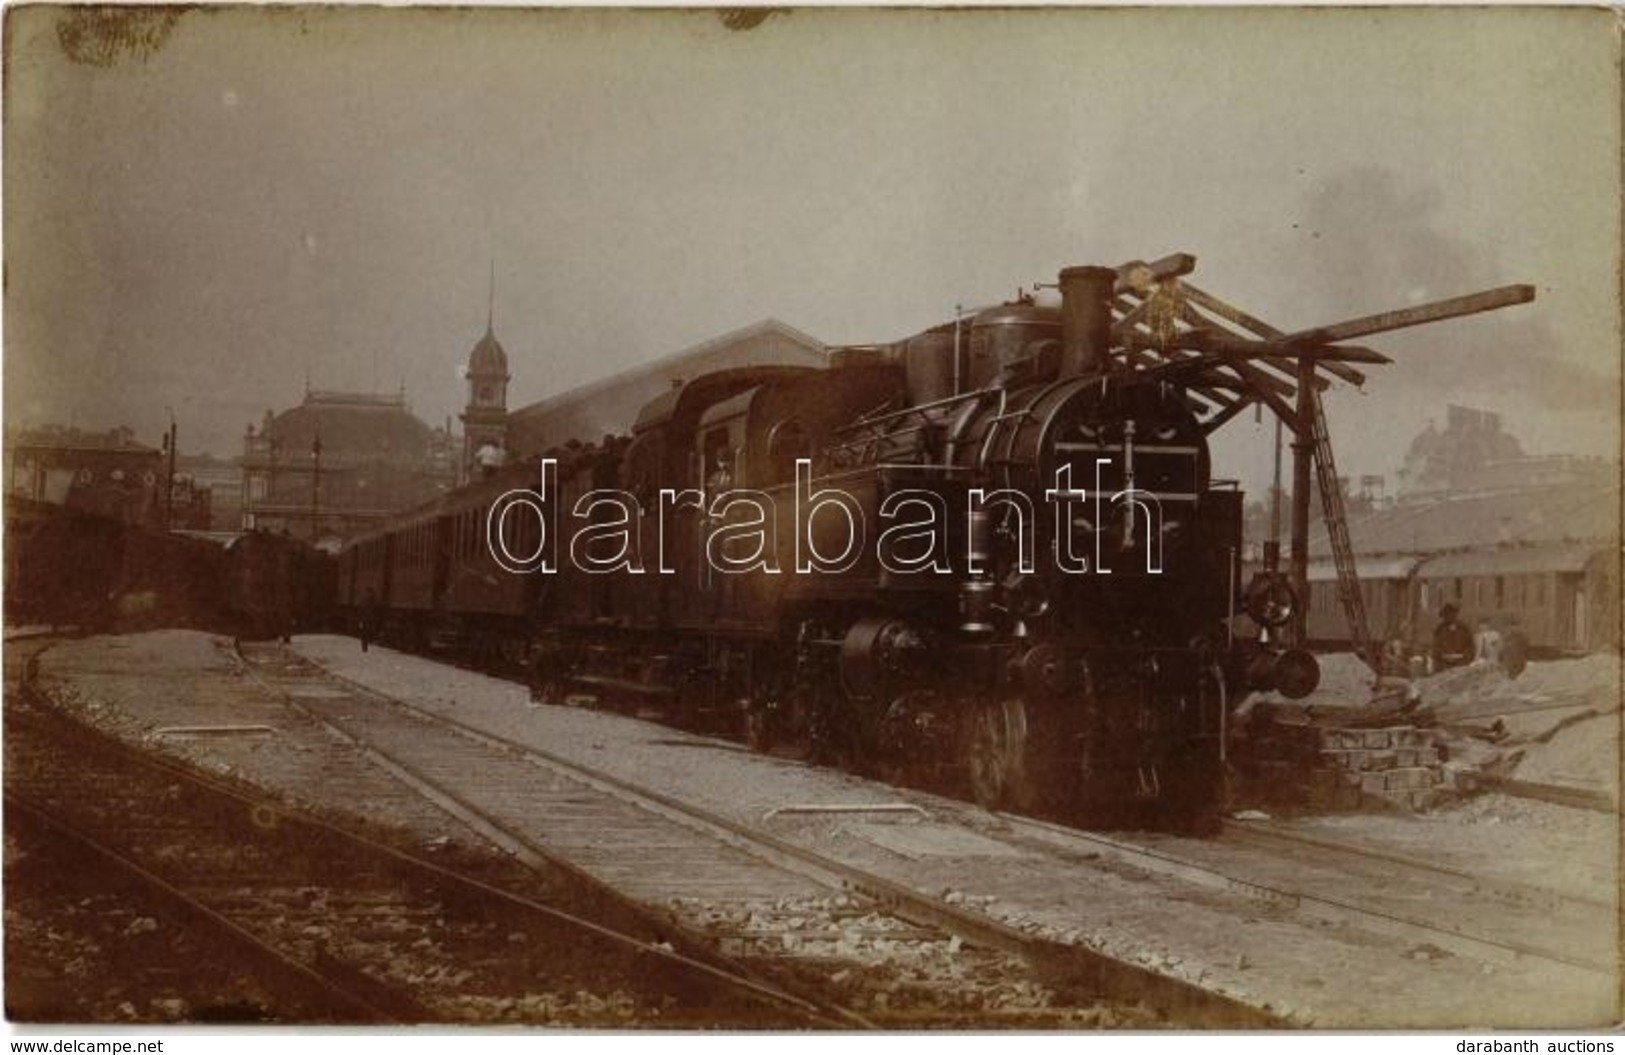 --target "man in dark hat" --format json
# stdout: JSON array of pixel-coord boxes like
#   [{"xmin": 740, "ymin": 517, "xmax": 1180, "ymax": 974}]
[{"xmin": 1431, "ymin": 603, "xmax": 1475, "ymax": 670}]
